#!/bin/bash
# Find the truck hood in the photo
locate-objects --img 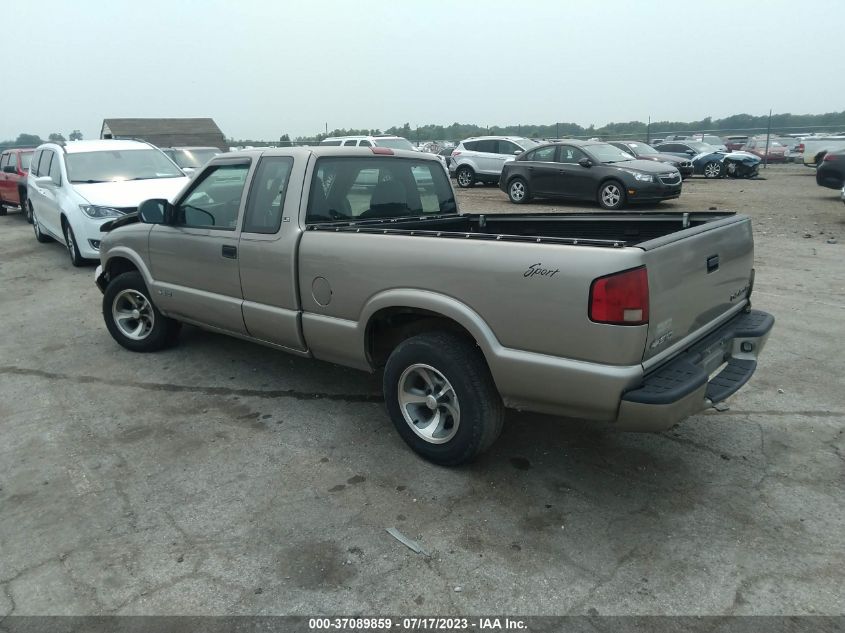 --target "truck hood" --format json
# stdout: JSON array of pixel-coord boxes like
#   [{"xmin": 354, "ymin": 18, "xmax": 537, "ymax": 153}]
[{"xmin": 72, "ymin": 177, "xmax": 189, "ymax": 207}]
